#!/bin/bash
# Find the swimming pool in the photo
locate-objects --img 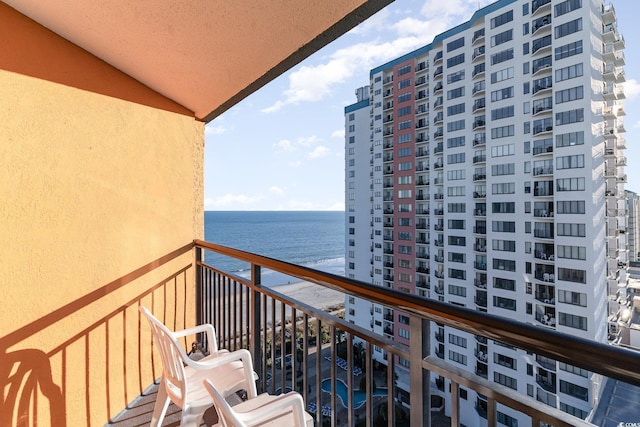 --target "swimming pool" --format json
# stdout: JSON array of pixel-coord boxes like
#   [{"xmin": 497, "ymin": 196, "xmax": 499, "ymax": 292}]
[{"xmin": 321, "ymin": 378, "xmax": 387, "ymax": 409}]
